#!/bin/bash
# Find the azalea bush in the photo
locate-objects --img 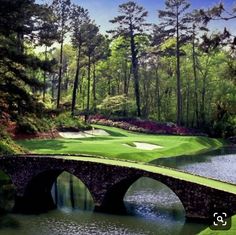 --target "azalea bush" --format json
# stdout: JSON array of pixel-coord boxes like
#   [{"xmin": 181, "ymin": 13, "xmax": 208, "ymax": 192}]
[{"xmin": 90, "ymin": 115, "xmax": 206, "ymax": 136}]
